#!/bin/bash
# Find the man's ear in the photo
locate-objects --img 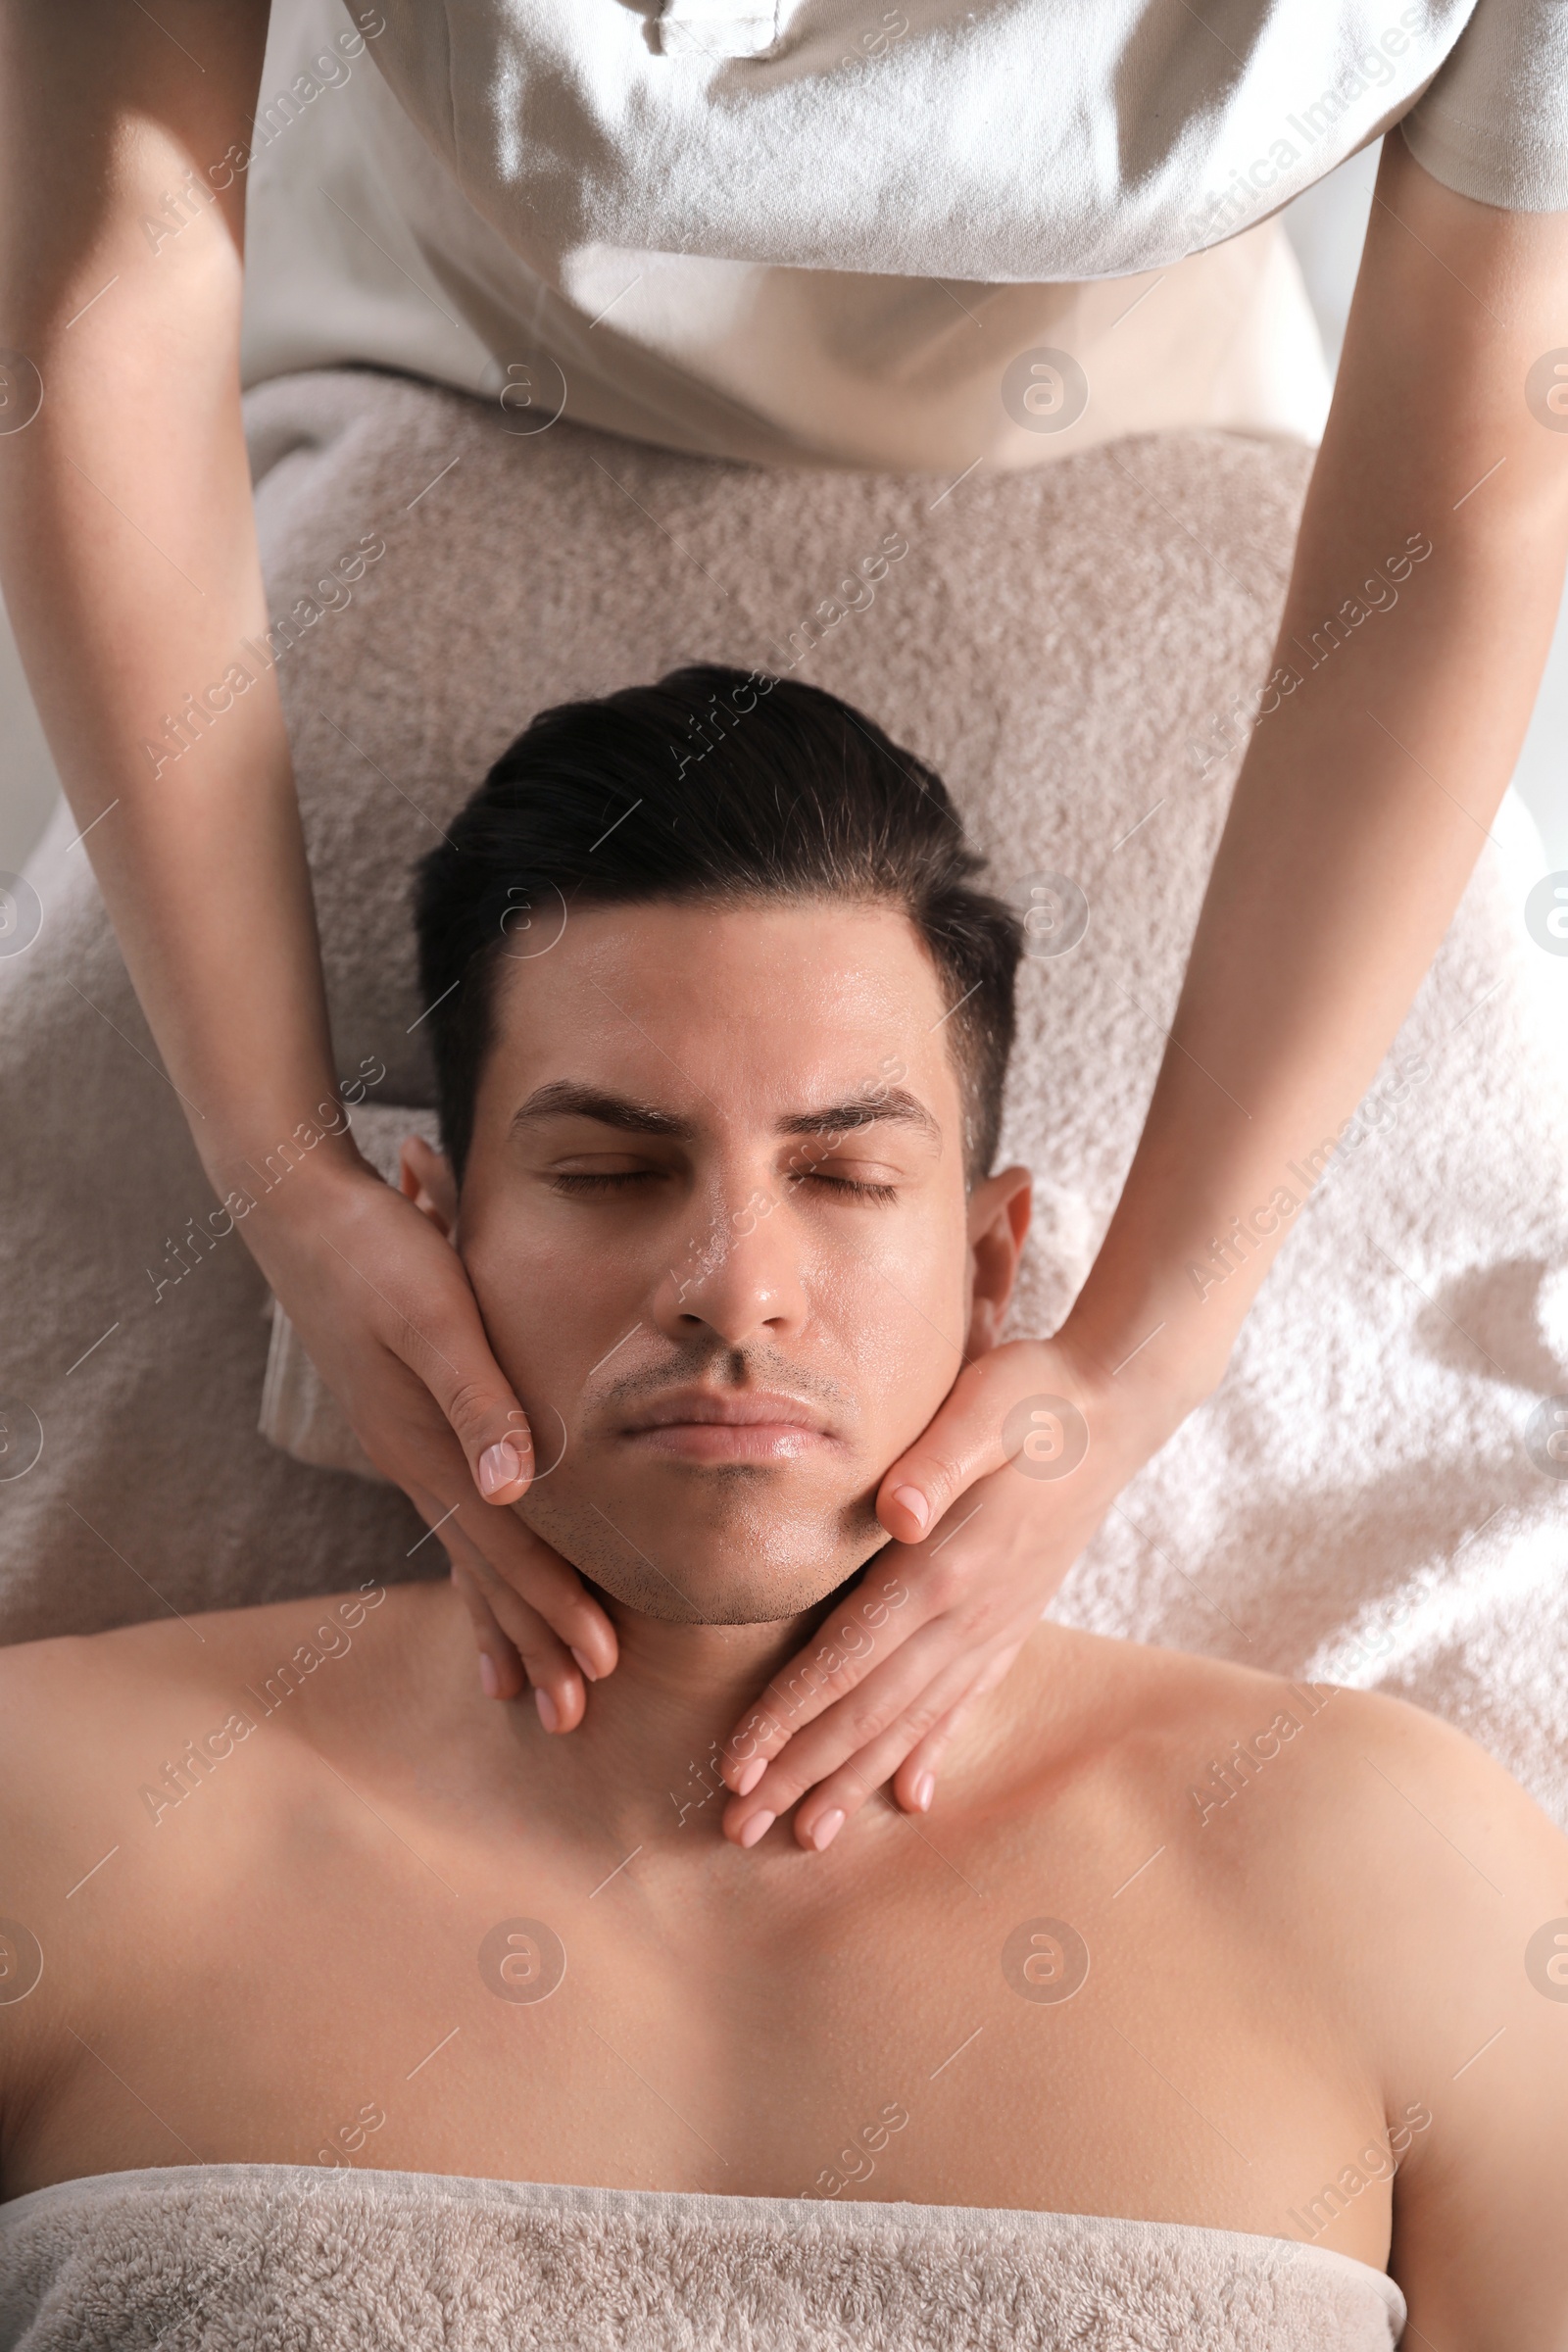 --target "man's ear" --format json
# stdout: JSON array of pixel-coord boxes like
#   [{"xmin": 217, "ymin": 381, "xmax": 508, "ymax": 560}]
[
  {"xmin": 964, "ymin": 1164, "xmax": 1032, "ymax": 1356},
  {"xmin": 399, "ymin": 1134, "xmax": 460, "ymax": 1242}
]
